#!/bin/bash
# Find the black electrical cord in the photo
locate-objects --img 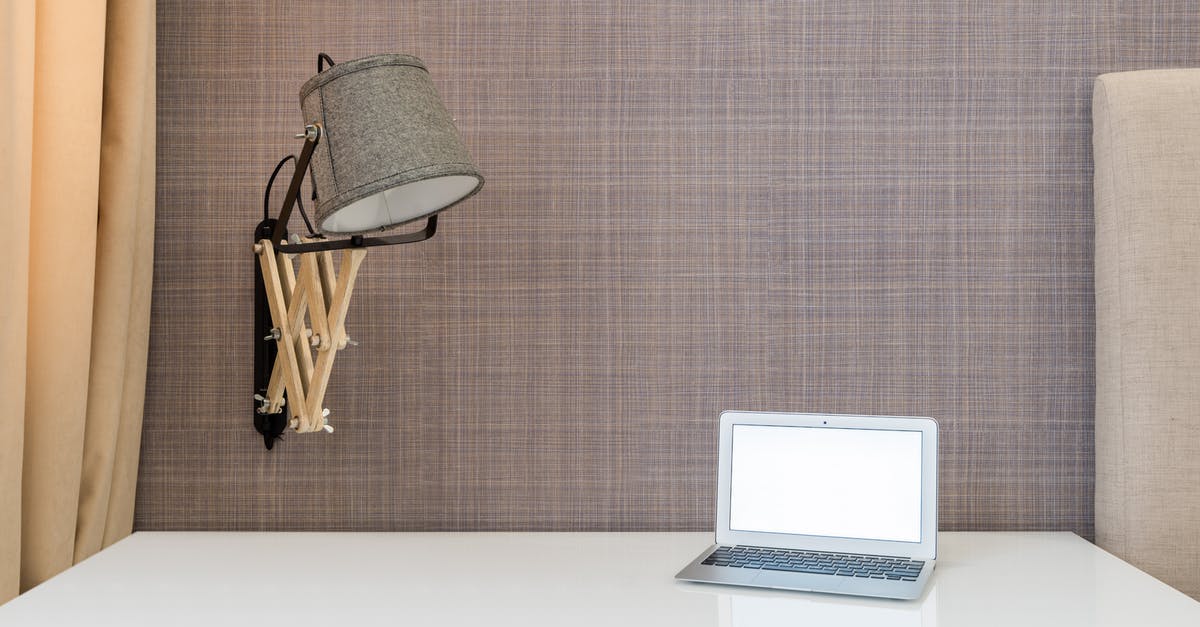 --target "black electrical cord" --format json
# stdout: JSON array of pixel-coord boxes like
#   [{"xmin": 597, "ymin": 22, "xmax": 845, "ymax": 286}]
[
  {"xmin": 263, "ymin": 155, "xmax": 292, "ymax": 221},
  {"xmin": 263, "ymin": 154, "xmax": 318, "ymax": 237}
]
